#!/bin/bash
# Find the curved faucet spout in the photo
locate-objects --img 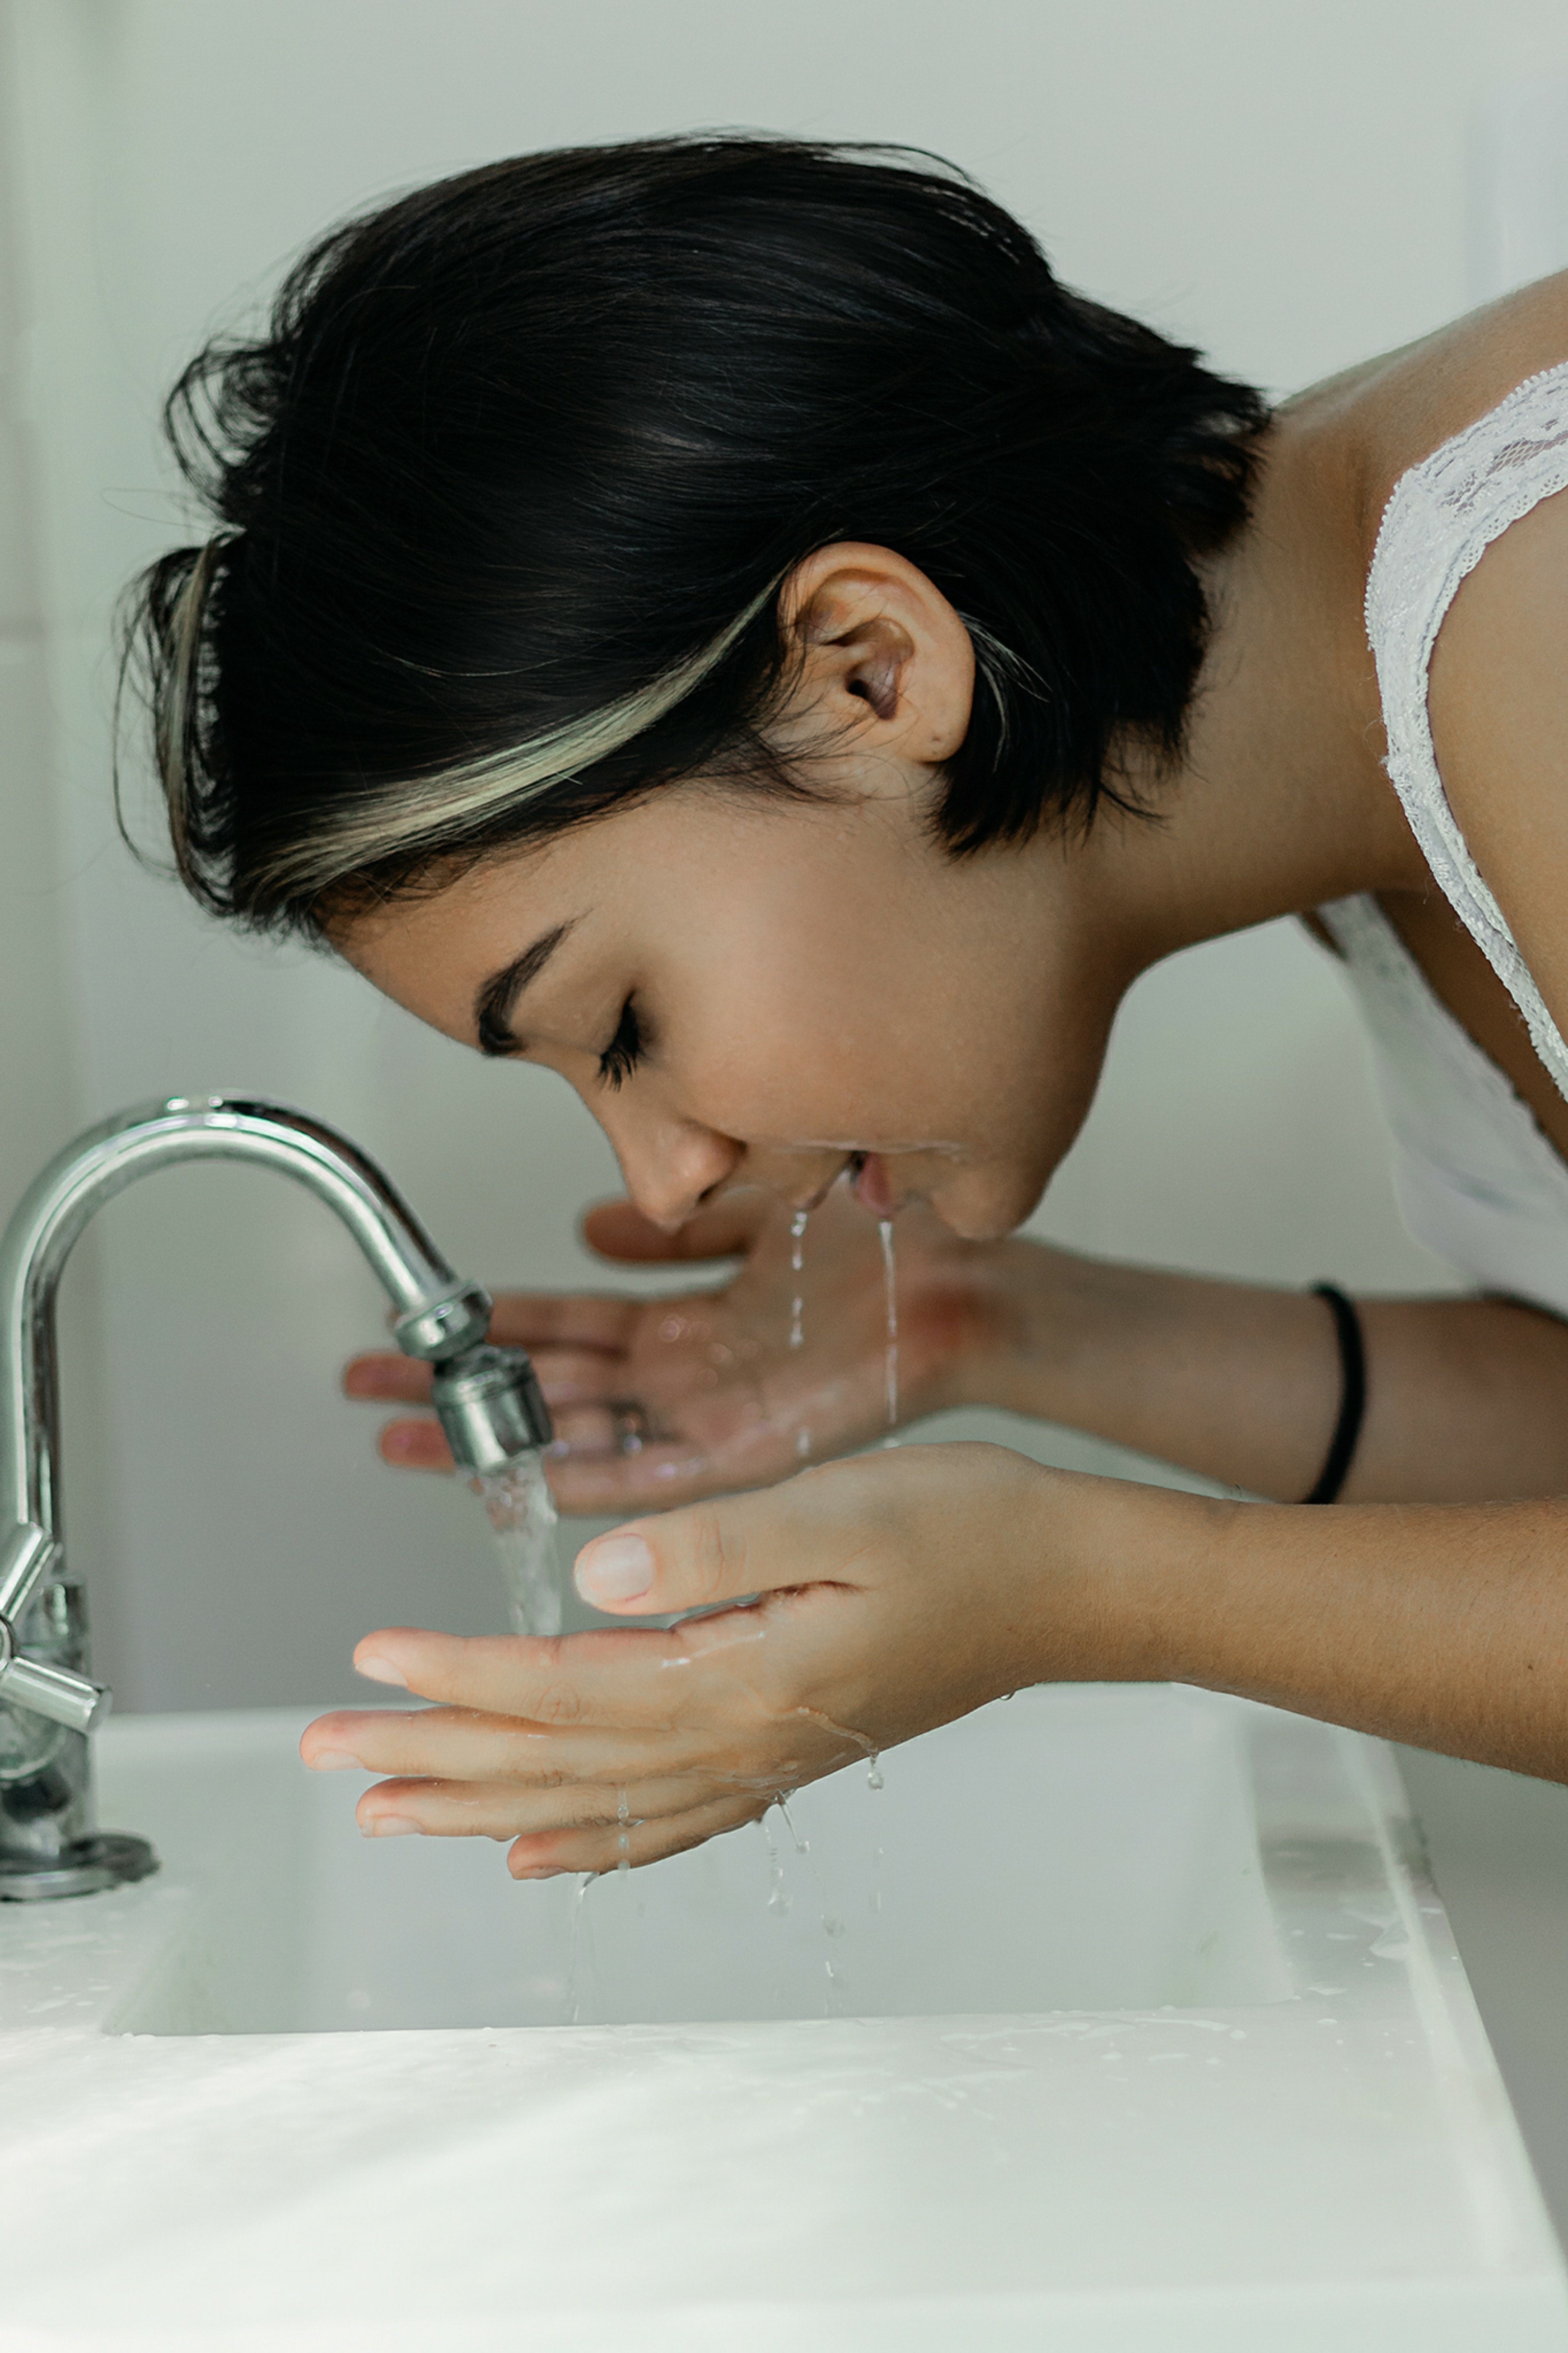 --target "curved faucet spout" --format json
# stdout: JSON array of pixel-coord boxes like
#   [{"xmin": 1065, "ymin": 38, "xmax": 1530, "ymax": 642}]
[
  {"xmin": 0, "ymin": 1096, "xmax": 500, "ymax": 1551},
  {"xmin": 0, "ymin": 1096, "xmax": 552, "ymax": 1897}
]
